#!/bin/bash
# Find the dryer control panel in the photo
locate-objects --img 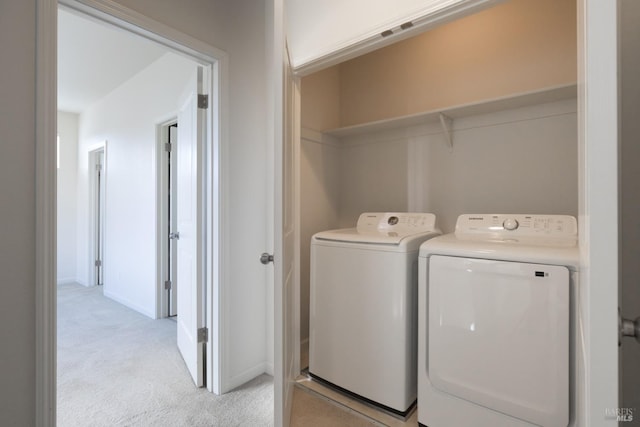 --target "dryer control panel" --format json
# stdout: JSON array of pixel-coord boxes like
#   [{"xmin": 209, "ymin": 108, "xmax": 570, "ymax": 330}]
[
  {"xmin": 357, "ymin": 212, "xmax": 437, "ymax": 235},
  {"xmin": 455, "ymin": 214, "xmax": 577, "ymax": 238}
]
